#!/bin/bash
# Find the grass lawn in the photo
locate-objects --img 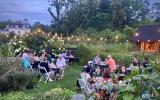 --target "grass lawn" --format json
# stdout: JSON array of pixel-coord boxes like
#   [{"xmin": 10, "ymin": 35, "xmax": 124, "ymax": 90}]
[{"xmin": 3, "ymin": 64, "xmax": 82, "ymax": 98}]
